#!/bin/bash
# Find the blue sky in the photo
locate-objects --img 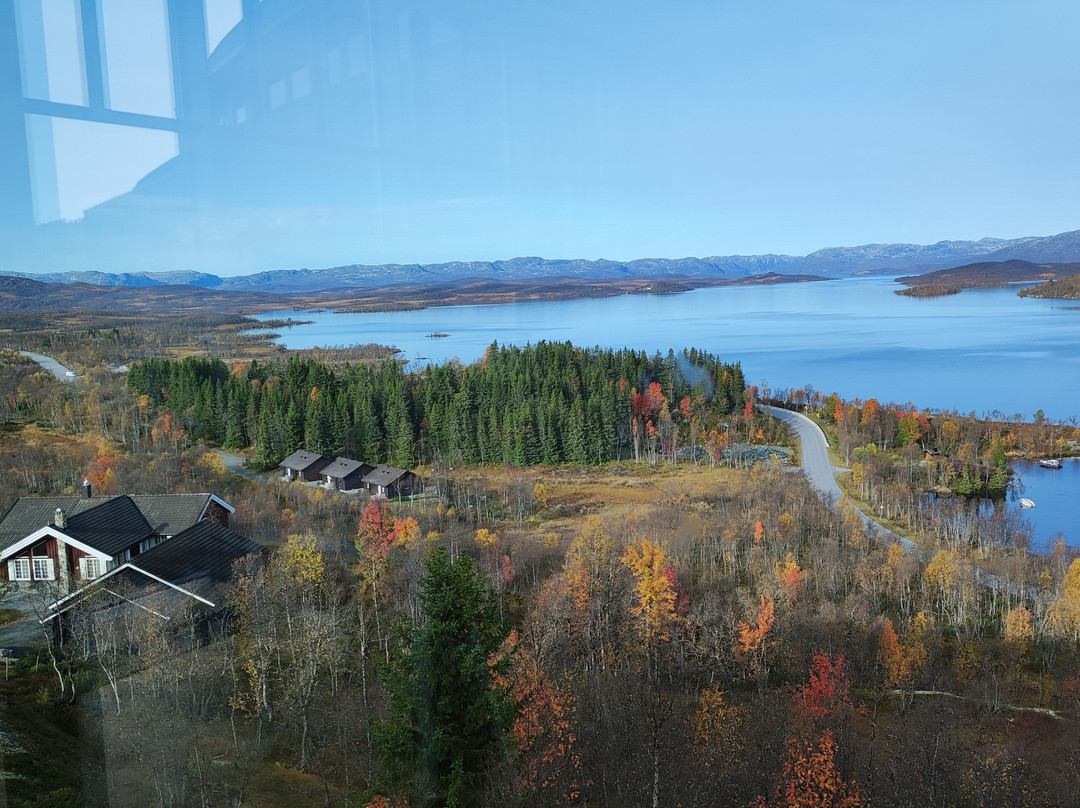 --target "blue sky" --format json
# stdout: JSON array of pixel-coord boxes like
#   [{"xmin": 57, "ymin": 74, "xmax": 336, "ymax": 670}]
[{"xmin": 3, "ymin": 0, "xmax": 1079, "ymax": 275}]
